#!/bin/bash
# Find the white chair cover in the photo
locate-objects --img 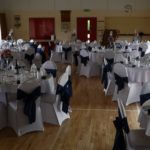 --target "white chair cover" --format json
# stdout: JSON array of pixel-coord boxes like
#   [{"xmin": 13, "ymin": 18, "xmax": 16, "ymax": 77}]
[
  {"xmin": 41, "ymin": 69, "xmax": 70, "ymax": 125},
  {"xmin": 8, "ymin": 79, "xmax": 44, "ymax": 136},
  {"xmin": 117, "ymin": 99, "xmax": 150, "ymax": 150}
]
